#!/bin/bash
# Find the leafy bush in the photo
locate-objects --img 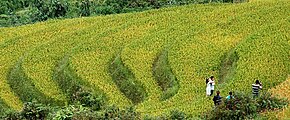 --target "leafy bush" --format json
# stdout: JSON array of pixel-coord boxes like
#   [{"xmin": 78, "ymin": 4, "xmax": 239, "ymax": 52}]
[
  {"xmin": 0, "ymin": 0, "xmax": 247, "ymax": 27},
  {"xmin": 99, "ymin": 105, "xmax": 140, "ymax": 119},
  {"xmin": 79, "ymin": 0, "xmax": 91, "ymax": 16},
  {"xmin": 21, "ymin": 101, "xmax": 49, "ymax": 120},
  {"xmin": 48, "ymin": 105, "xmax": 96, "ymax": 120},
  {"xmin": 1, "ymin": 110, "xmax": 22, "ymax": 120},
  {"xmin": 1, "ymin": 93, "xmax": 286, "ymax": 120},
  {"xmin": 1, "ymin": 101, "xmax": 49, "ymax": 120},
  {"xmin": 1, "ymin": 85, "xmax": 104, "ymax": 119},
  {"xmin": 33, "ymin": 0, "xmax": 68, "ymax": 19},
  {"xmin": 143, "ymin": 114, "xmax": 167, "ymax": 120},
  {"xmin": 170, "ymin": 109, "xmax": 187, "ymax": 120},
  {"xmin": 143, "ymin": 109, "xmax": 189, "ymax": 120},
  {"xmin": 70, "ymin": 86, "xmax": 104, "ymax": 111},
  {"xmin": 256, "ymin": 92, "xmax": 288, "ymax": 112},
  {"xmin": 94, "ymin": 5, "xmax": 116, "ymax": 15},
  {"xmin": 203, "ymin": 92, "xmax": 288, "ymax": 120},
  {"xmin": 51, "ymin": 105, "xmax": 142, "ymax": 120},
  {"xmin": 0, "ymin": 0, "xmax": 69, "ymax": 27}
]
